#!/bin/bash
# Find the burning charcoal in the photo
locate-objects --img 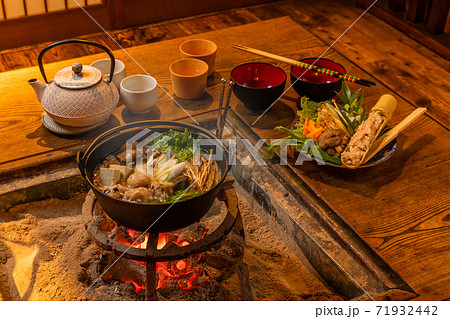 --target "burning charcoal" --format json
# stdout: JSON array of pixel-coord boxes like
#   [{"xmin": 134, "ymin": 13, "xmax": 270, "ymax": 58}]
[
  {"xmin": 177, "ymin": 224, "xmax": 207, "ymax": 242},
  {"xmin": 125, "ymin": 281, "xmax": 137, "ymax": 294},
  {"xmin": 109, "ymin": 227, "xmax": 147, "ymax": 247},
  {"xmin": 201, "ymin": 252, "xmax": 233, "ymax": 270},
  {"xmin": 176, "ymin": 268, "xmax": 209, "ymax": 290},
  {"xmin": 96, "ymin": 216, "xmax": 116, "ymax": 233},
  {"xmin": 107, "ymin": 225, "xmax": 120, "ymax": 240},
  {"xmin": 97, "ymin": 251, "xmax": 146, "ymax": 289}
]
